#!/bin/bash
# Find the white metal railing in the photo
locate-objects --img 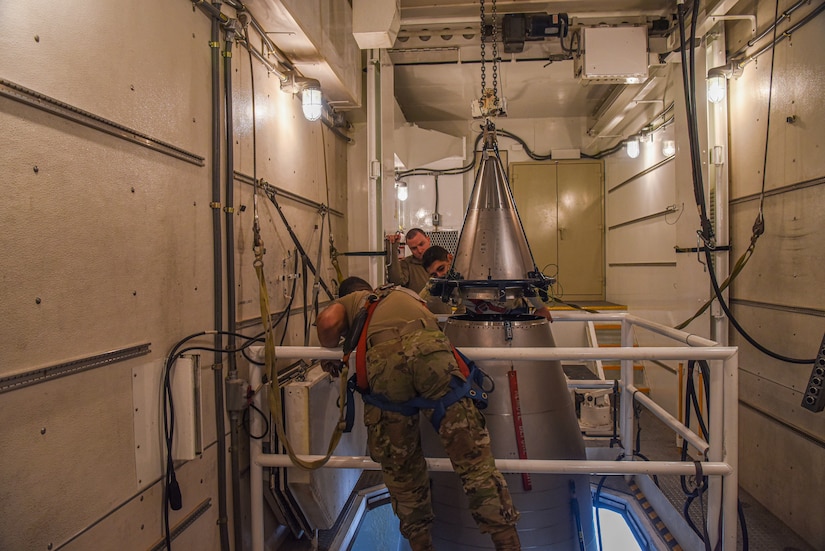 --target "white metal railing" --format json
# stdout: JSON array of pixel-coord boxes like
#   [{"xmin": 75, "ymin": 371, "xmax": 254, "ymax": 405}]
[{"xmin": 249, "ymin": 312, "xmax": 738, "ymax": 551}]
